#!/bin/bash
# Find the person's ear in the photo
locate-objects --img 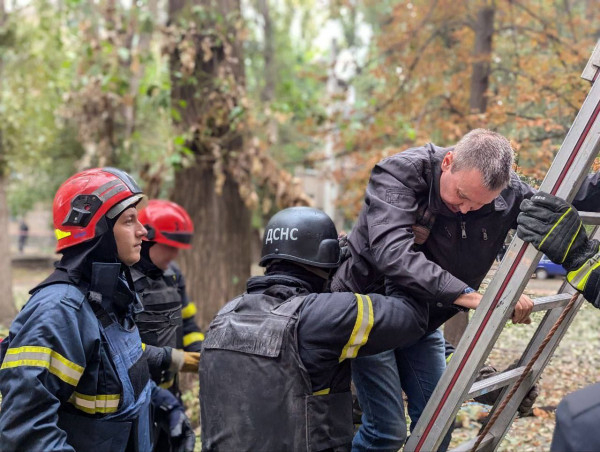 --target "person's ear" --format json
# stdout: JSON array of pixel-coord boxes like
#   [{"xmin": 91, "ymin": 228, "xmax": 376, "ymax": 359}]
[{"xmin": 441, "ymin": 151, "xmax": 454, "ymax": 172}]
